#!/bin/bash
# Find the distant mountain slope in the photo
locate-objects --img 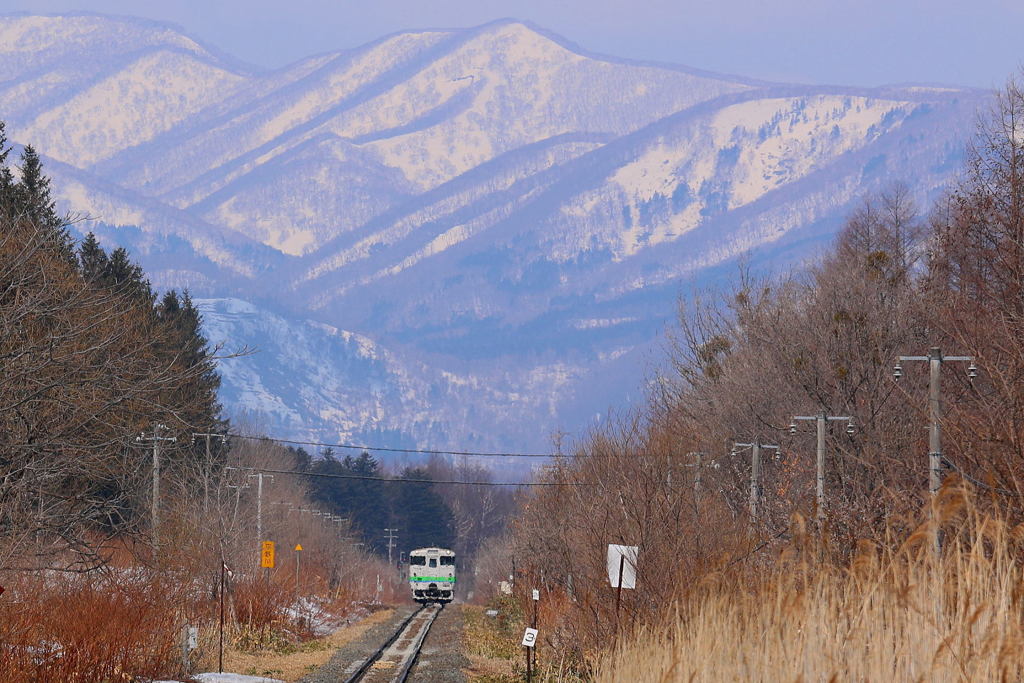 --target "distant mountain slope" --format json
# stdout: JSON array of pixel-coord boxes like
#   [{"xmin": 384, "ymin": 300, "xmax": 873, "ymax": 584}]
[{"xmin": 0, "ymin": 13, "xmax": 987, "ymax": 450}]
